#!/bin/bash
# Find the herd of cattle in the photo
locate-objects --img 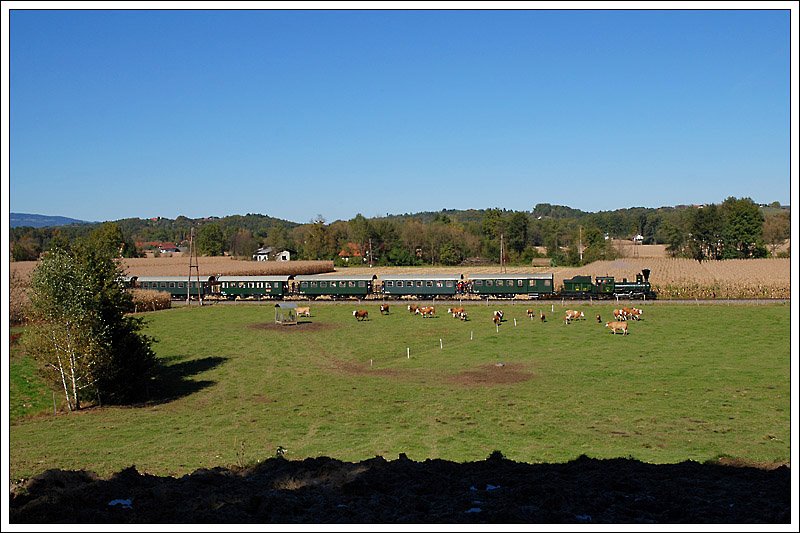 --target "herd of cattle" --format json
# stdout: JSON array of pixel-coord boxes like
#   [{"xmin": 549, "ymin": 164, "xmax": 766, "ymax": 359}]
[{"xmin": 343, "ymin": 303, "xmax": 644, "ymax": 335}]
